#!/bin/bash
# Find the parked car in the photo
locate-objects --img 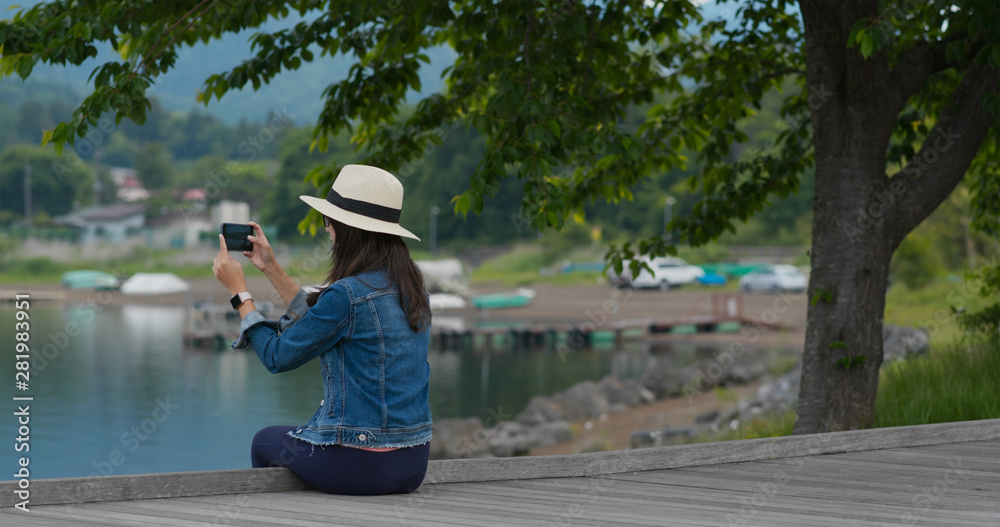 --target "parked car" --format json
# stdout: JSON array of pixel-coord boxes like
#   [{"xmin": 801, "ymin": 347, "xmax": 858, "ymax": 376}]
[
  {"xmin": 607, "ymin": 257, "xmax": 705, "ymax": 290},
  {"xmin": 739, "ymin": 264, "xmax": 808, "ymax": 293}
]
